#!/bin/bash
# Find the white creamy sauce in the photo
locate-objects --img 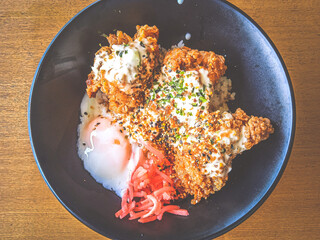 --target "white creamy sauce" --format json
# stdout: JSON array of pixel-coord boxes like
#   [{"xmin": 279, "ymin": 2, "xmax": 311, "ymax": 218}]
[
  {"xmin": 232, "ymin": 126, "xmax": 248, "ymax": 153},
  {"xmin": 204, "ymin": 125, "xmax": 247, "ymax": 178},
  {"xmin": 179, "ymin": 126, "xmax": 186, "ymax": 135},
  {"xmin": 165, "ymin": 69, "xmax": 211, "ymax": 125},
  {"xmin": 212, "ymin": 129, "xmax": 238, "ymax": 146},
  {"xmin": 222, "ymin": 112, "xmax": 233, "ymax": 120},
  {"xmin": 185, "ymin": 33, "xmax": 191, "ymax": 40},
  {"xmin": 204, "ymin": 150, "xmax": 225, "ymax": 178},
  {"xmin": 198, "ymin": 68, "xmax": 210, "ymax": 87},
  {"xmin": 91, "ymin": 40, "xmax": 147, "ymax": 92},
  {"xmin": 146, "ymin": 68, "xmax": 213, "ymax": 148}
]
